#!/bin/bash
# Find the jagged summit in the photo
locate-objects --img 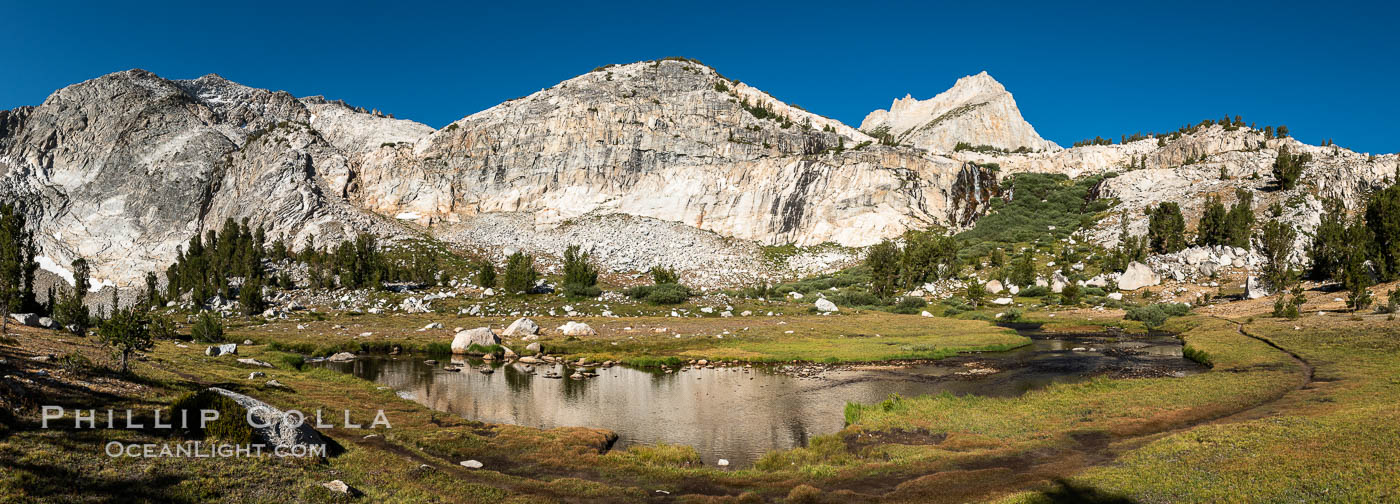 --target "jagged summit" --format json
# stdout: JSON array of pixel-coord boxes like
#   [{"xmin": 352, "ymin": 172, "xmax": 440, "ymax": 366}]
[{"xmin": 861, "ymin": 71, "xmax": 1058, "ymax": 153}]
